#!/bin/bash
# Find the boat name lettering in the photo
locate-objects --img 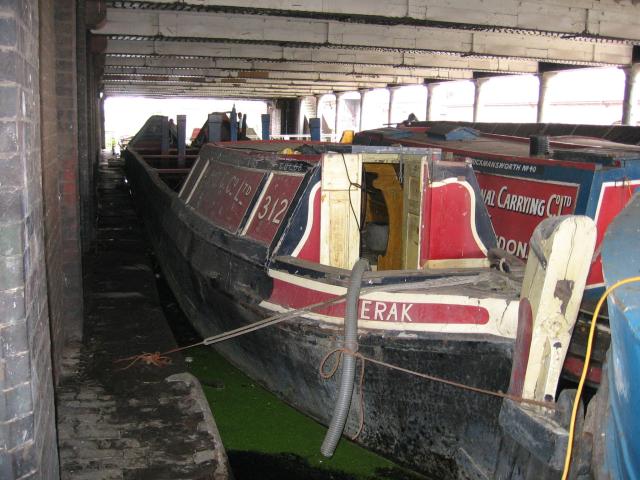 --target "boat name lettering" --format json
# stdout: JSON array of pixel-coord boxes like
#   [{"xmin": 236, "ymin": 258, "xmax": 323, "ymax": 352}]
[
  {"xmin": 360, "ymin": 300, "xmax": 414, "ymax": 322},
  {"xmin": 257, "ymin": 195, "xmax": 289, "ymax": 225},
  {"xmin": 481, "ymin": 187, "xmax": 572, "ymax": 217}
]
